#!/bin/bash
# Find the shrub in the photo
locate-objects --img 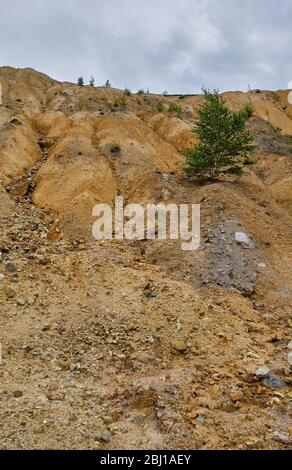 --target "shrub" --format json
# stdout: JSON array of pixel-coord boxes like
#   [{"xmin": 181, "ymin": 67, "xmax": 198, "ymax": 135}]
[
  {"xmin": 114, "ymin": 93, "xmax": 127, "ymax": 109},
  {"xmin": 184, "ymin": 88, "xmax": 256, "ymax": 180},
  {"xmin": 168, "ymin": 102, "xmax": 182, "ymax": 117},
  {"xmin": 124, "ymin": 88, "xmax": 131, "ymax": 96},
  {"xmin": 137, "ymin": 89, "xmax": 144, "ymax": 95},
  {"xmin": 109, "ymin": 143, "xmax": 121, "ymax": 155},
  {"xmin": 241, "ymin": 103, "xmax": 254, "ymax": 119},
  {"xmin": 156, "ymin": 101, "xmax": 164, "ymax": 113},
  {"xmin": 77, "ymin": 77, "xmax": 84, "ymax": 86},
  {"xmin": 89, "ymin": 76, "xmax": 95, "ymax": 87},
  {"xmin": 105, "ymin": 101, "xmax": 114, "ymax": 111},
  {"xmin": 243, "ymin": 156, "xmax": 256, "ymax": 165}
]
